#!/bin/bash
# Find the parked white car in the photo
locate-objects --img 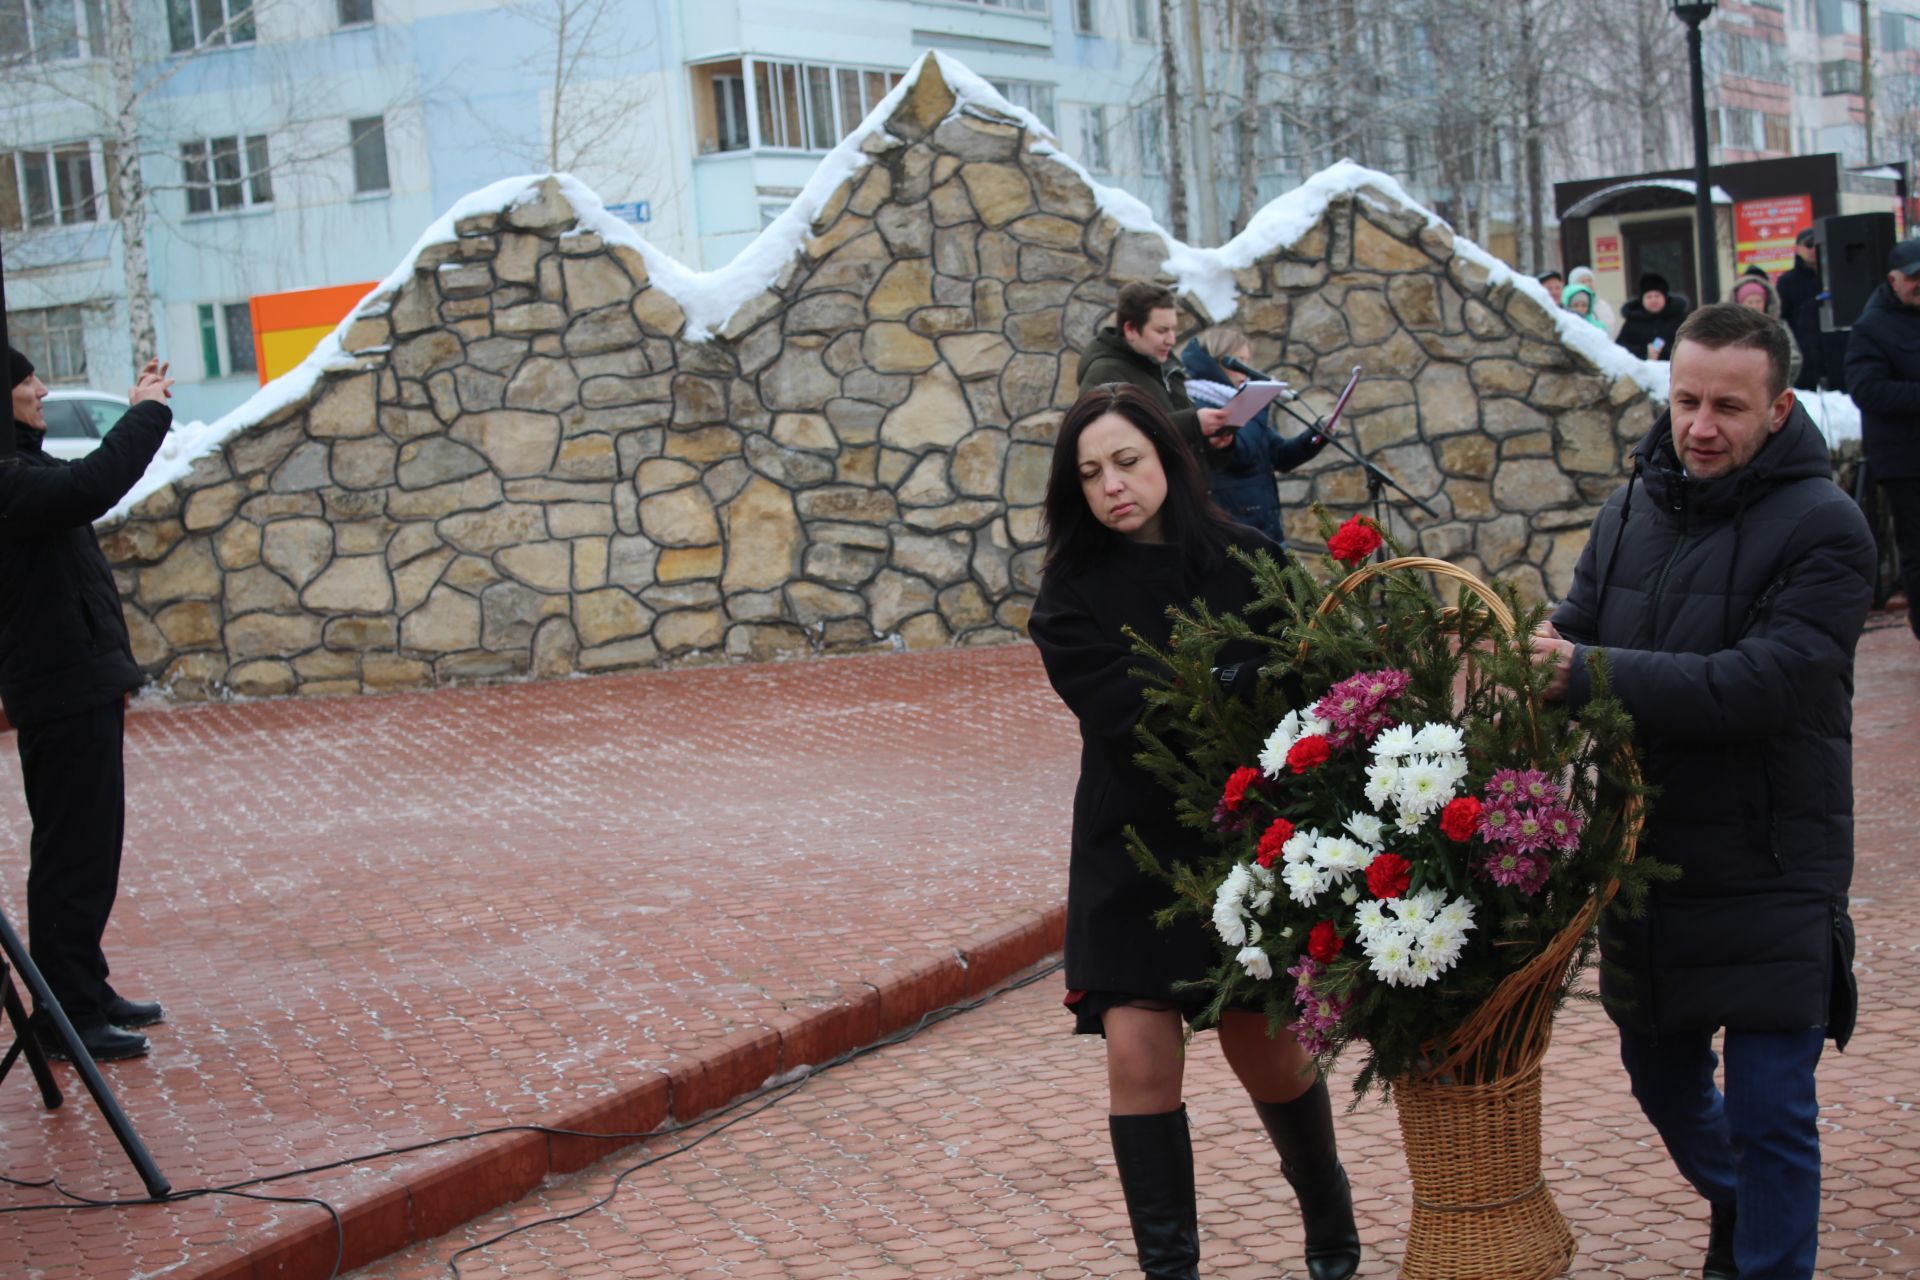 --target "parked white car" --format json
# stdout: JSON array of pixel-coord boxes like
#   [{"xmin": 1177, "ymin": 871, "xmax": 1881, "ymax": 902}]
[{"xmin": 37, "ymin": 389, "xmax": 132, "ymax": 461}]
